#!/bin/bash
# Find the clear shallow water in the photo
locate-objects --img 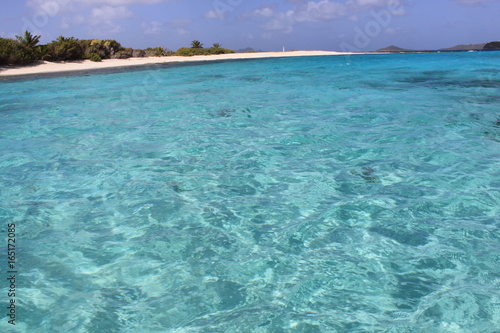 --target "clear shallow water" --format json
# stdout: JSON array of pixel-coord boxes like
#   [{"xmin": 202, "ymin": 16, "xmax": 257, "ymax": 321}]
[{"xmin": 1, "ymin": 52, "xmax": 499, "ymax": 332}]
